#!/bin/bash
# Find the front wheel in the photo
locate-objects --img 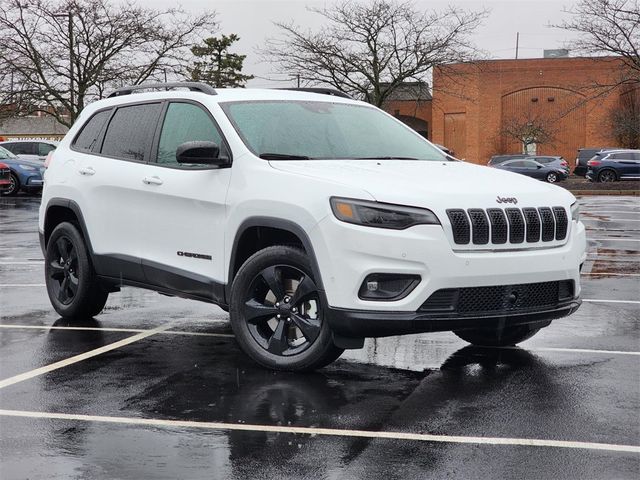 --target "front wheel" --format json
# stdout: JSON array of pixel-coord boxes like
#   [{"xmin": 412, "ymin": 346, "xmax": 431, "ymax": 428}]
[
  {"xmin": 1, "ymin": 173, "xmax": 20, "ymax": 196},
  {"xmin": 229, "ymin": 246, "xmax": 343, "ymax": 371},
  {"xmin": 454, "ymin": 325, "xmax": 540, "ymax": 346},
  {"xmin": 45, "ymin": 222, "xmax": 109, "ymax": 318}
]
